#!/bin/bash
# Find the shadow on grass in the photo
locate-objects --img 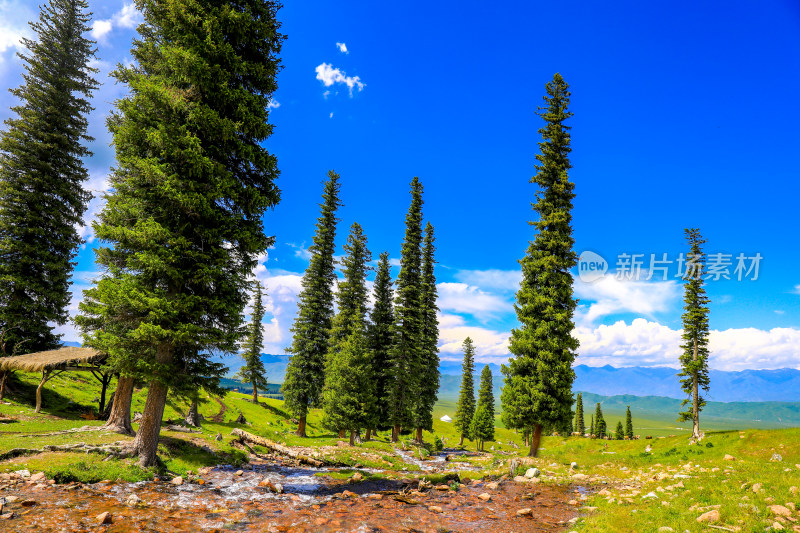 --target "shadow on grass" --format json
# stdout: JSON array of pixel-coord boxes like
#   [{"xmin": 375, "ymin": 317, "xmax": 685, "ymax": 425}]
[{"xmin": 4, "ymin": 374, "xmax": 97, "ymax": 420}]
